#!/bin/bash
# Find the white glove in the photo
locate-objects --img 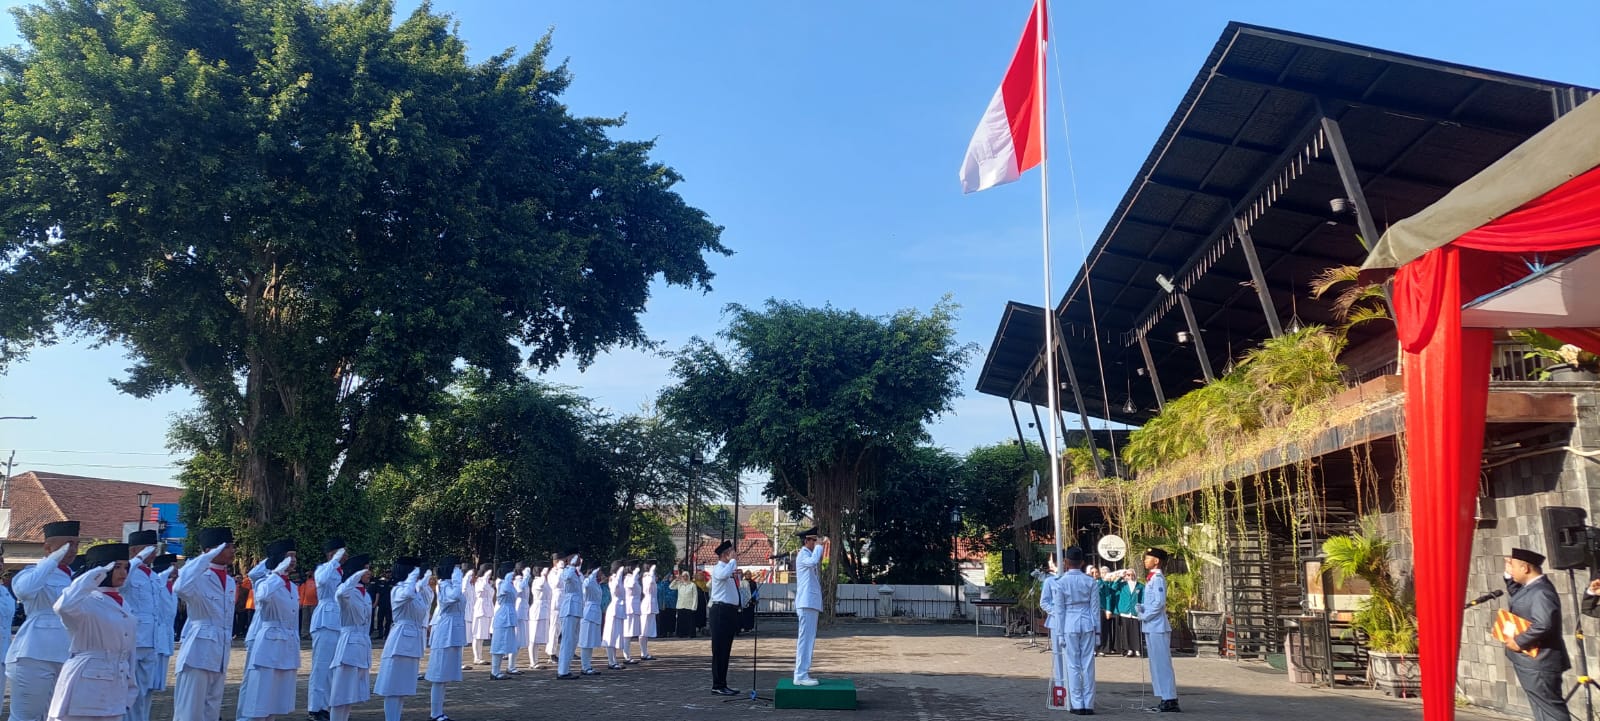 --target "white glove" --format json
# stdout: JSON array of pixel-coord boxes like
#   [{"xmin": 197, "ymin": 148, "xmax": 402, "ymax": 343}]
[
  {"xmin": 136, "ymin": 545, "xmax": 157, "ymax": 562},
  {"xmin": 332, "ymin": 548, "xmax": 348, "ymax": 564},
  {"xmin": 273, "ymin": 555, "xmax": 294, "ymax": 575},
  {"xmin": 44, "ymin": 543, "xmax": 72, "ymax": 566}
]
